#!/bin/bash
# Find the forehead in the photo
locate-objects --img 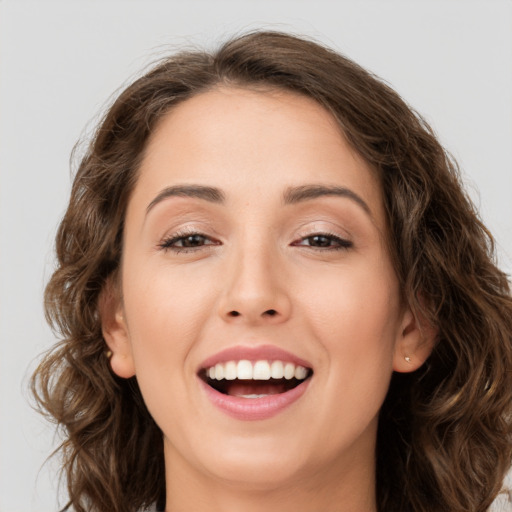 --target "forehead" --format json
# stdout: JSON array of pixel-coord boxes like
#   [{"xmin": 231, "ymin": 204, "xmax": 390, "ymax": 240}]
[
  {"xmin": 145, "ymin": 86, "xmax": 348, "ymax": 166},
  {"xmin": 134, "ymin": 87, "xmax": 385, "ymax": 227}
]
